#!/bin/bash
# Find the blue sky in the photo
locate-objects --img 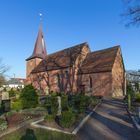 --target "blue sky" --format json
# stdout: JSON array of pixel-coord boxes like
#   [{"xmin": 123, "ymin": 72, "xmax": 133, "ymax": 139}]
[{"xmin": 0, "ymin": 0, "xmax": 139, "ymax": 78}]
